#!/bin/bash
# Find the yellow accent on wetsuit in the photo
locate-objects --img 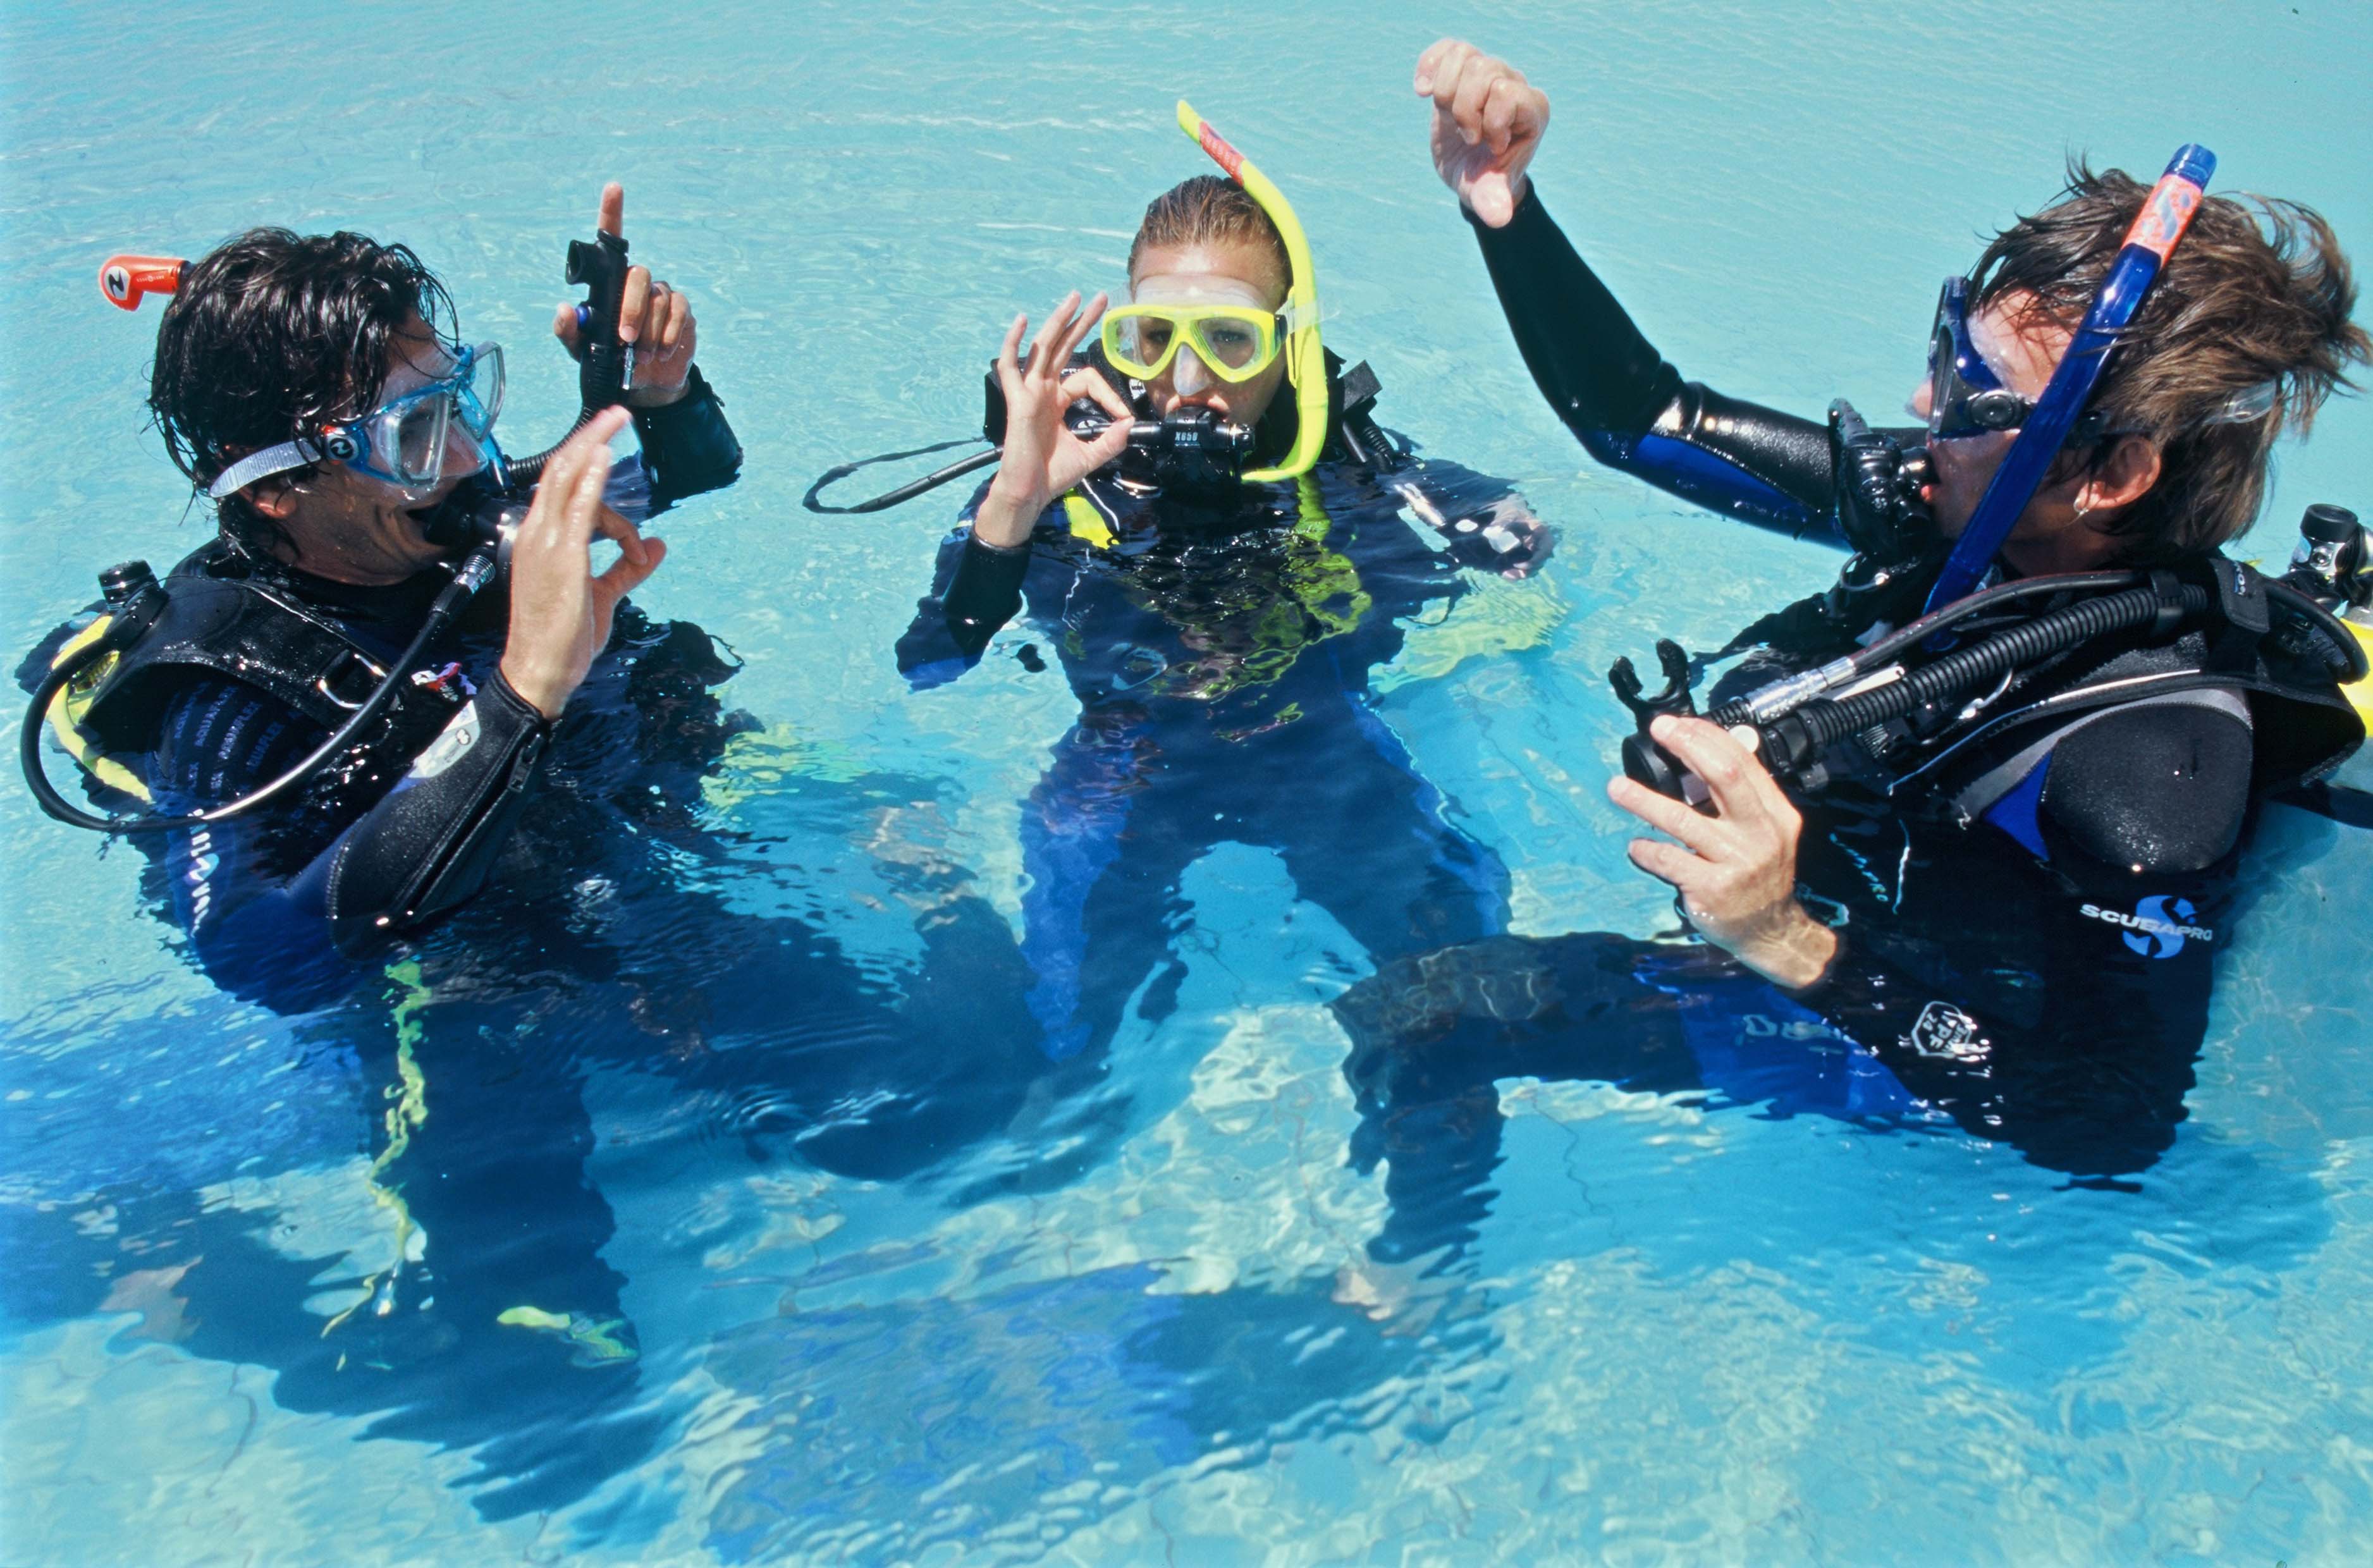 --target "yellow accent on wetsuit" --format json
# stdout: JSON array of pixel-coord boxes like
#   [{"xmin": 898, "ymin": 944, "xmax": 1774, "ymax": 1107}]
[
  {"xmin": 2343, "ymin": 620, "xmax": 2373, "ymax": 725},
  {"xmin": 1062, "ymin": 492, "xmax": 1115, "ymax": 549},
  {"xmin": 323, "ymin": 963, "xmax": 433, "ymax": 1340}
]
